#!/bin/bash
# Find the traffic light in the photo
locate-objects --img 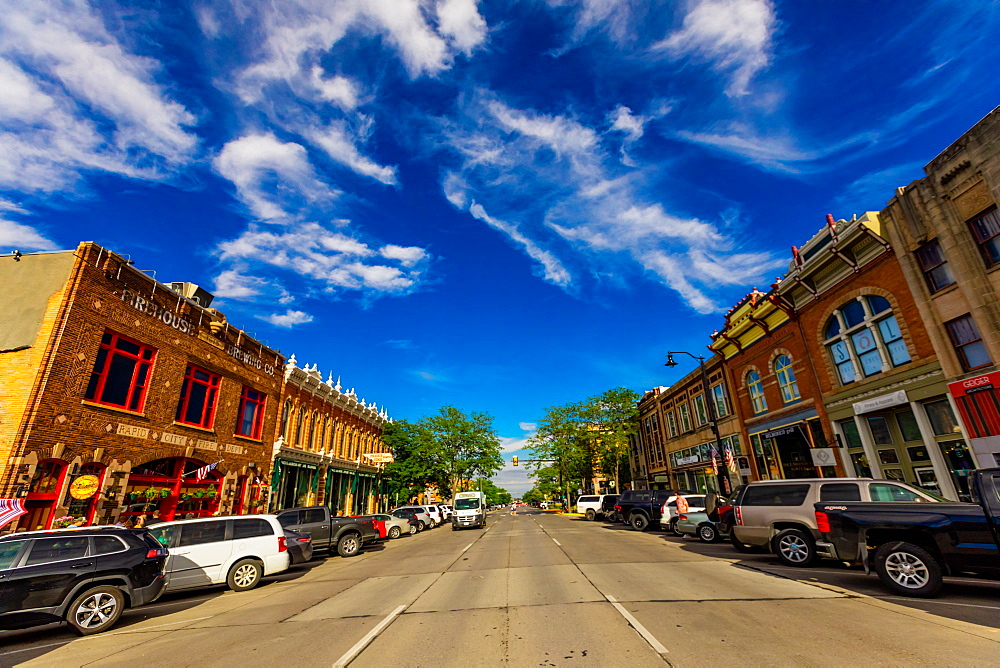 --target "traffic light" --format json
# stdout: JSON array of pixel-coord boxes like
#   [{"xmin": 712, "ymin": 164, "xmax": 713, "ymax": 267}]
[{"xmin": 512, "ymin": 456, "xmax": 518, "ymax": 466}]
